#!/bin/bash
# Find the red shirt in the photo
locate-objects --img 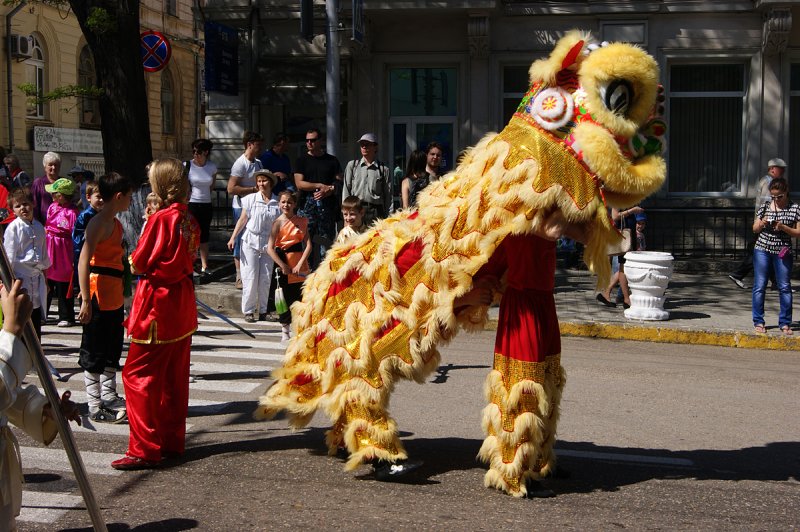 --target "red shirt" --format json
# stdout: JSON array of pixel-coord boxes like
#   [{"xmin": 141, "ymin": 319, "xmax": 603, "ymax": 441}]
[{"xmin": 126, "ymin": 203, "xmax": 199, "ymax": 344}]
